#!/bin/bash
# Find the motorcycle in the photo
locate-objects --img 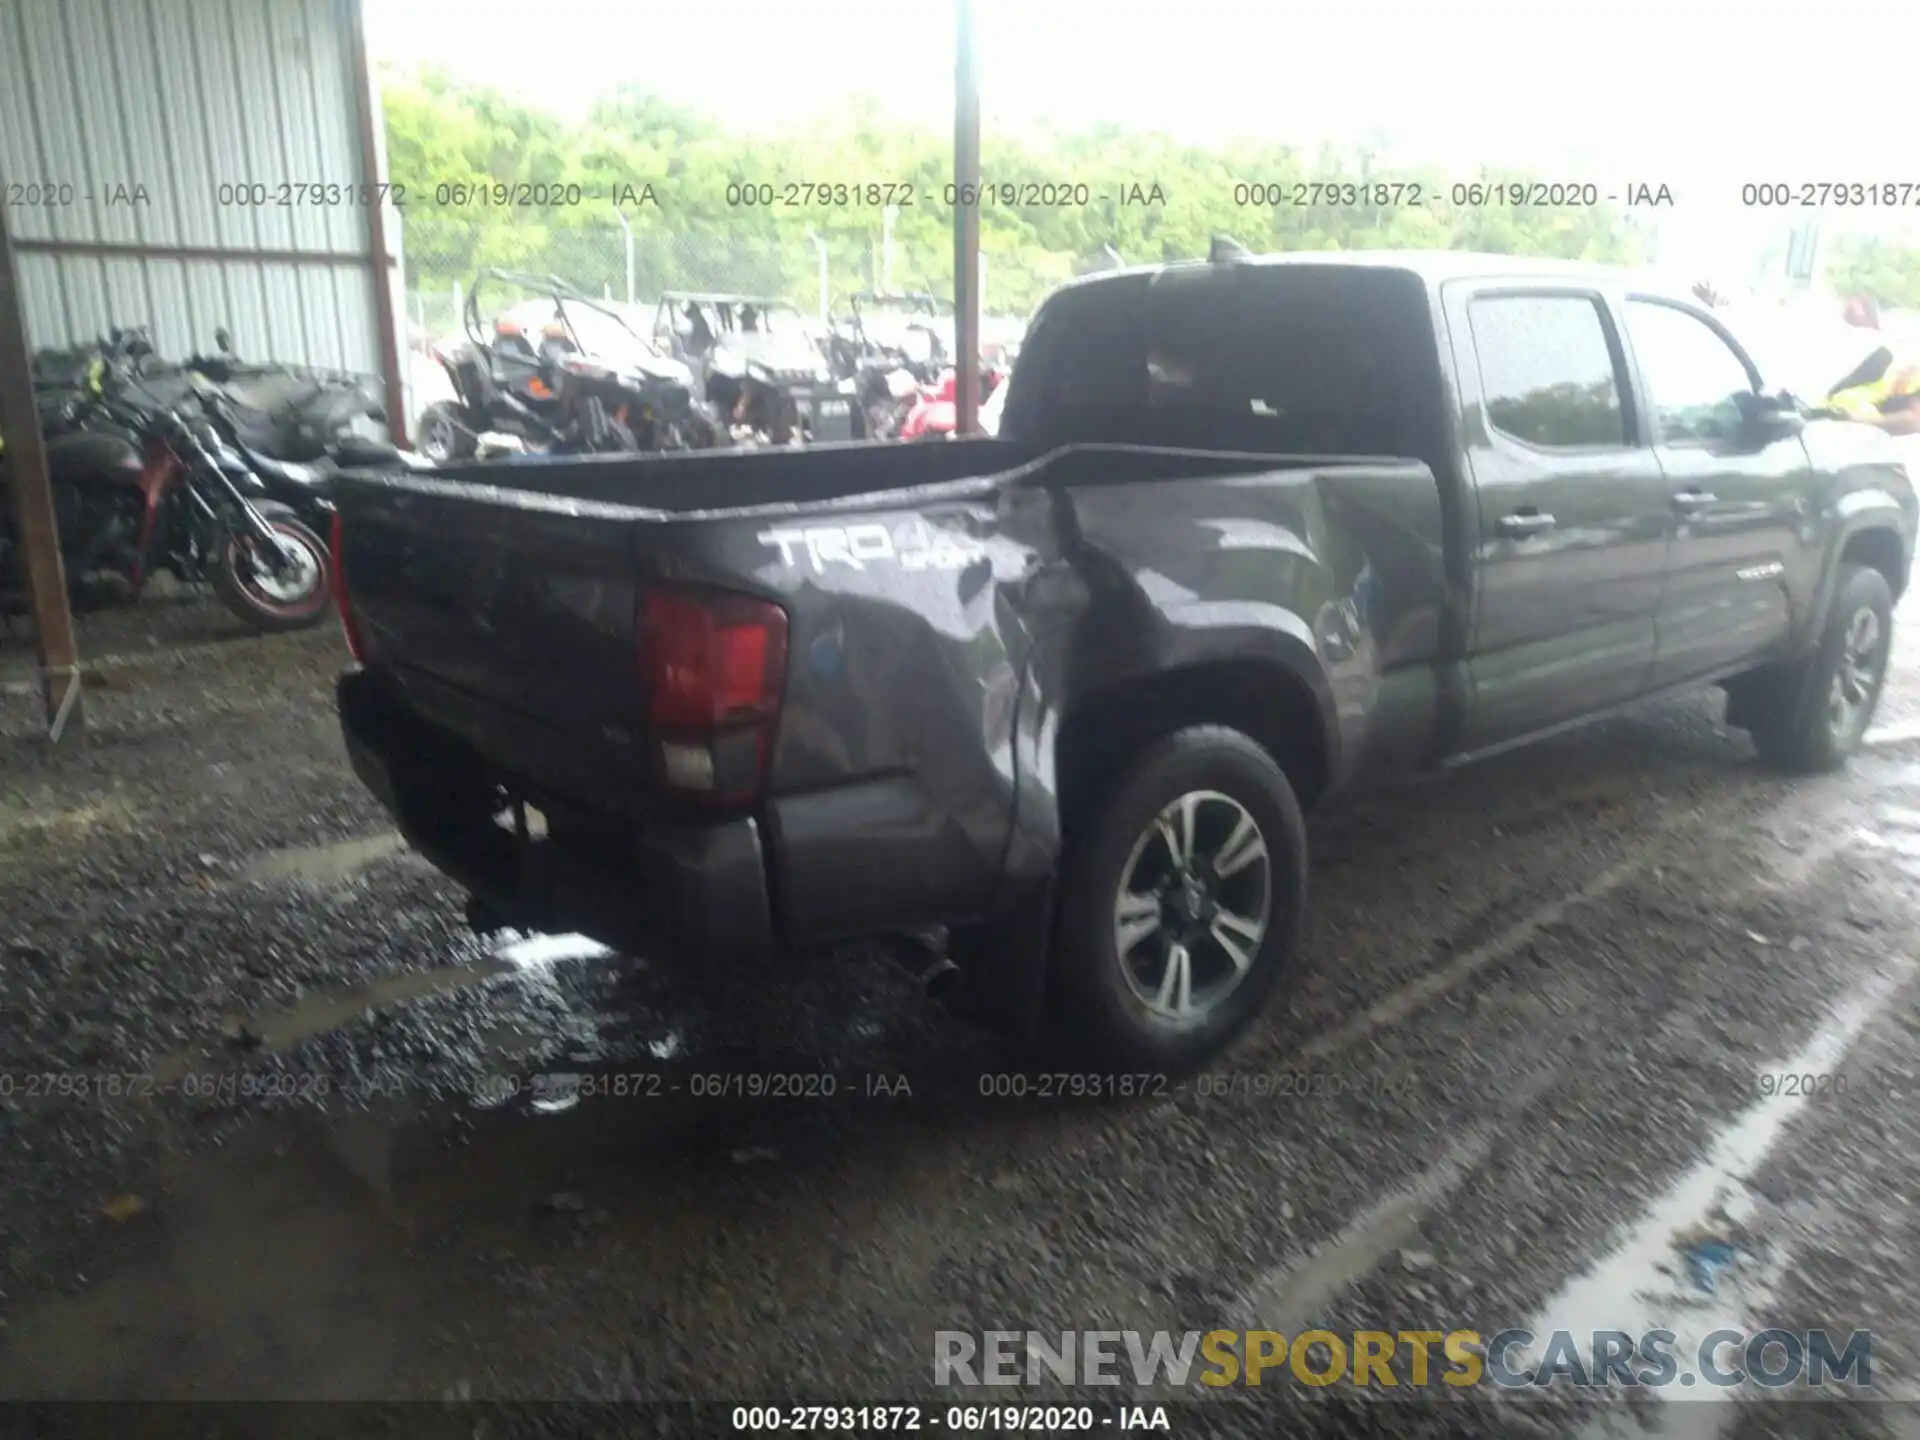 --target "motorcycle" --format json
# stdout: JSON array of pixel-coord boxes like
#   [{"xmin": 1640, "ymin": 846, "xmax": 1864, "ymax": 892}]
[
  {"xmin": 853, "ymin": 363, "xmax": 930, "ymax": 442},
  {"xmin": 185, "ymin": 327, "xmax": 388, "ymax": 448},
  {"xmin": 416, "ymin": 272, "xmax": 714, "ymax": 461},
  {"xmin": 653, "ymin": 292, "xmax": 856, "ymax": 446},
  {"xmin": 895, "ymin": 364, "xmax": 1010, "ymax": 443},
  {"xmin": 150, "ymin": 328, "xmax": 391, "ymax": 539},
  {"xmin": 830, "ymin": 292, "xmax": 955, "ymax": 441},
  {"xmin": 0, "ymin": 333, "xmax": 344, "ymax": 631}
]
